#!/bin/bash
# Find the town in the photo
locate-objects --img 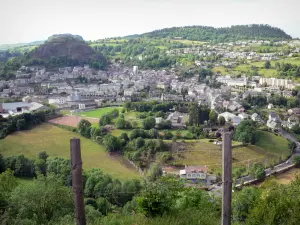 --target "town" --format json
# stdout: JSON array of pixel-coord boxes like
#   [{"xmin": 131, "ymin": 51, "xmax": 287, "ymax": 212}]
[{"xmin": 1, "ymin": 21, "xmax": 300, "ymax": 224}]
